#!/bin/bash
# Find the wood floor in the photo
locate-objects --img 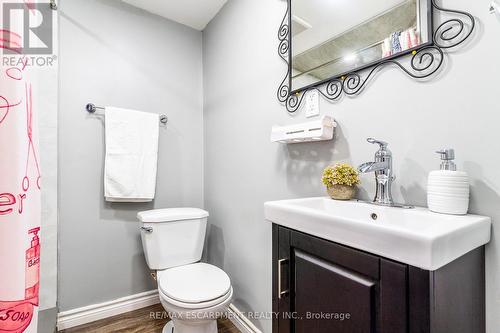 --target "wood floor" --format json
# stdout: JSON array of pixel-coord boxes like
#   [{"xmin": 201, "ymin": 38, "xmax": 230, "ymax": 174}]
[{"xmin": 59, "ymin": 304, "xmax": 240, "ymax": 333}]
